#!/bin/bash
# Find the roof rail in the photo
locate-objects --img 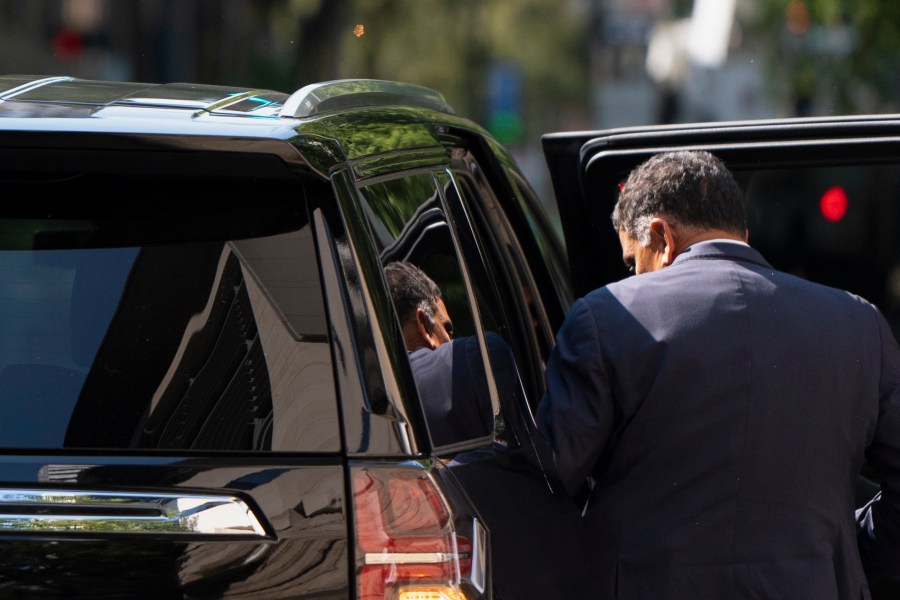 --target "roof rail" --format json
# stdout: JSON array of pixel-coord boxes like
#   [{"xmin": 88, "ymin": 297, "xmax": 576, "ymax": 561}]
[
  {"xmin": 0, "ymin": 75, "xmax": 74, "ymax": 99},
  {"xmin": 280, "ymin": 79, "xmax": 454, "ymax": 118}
]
